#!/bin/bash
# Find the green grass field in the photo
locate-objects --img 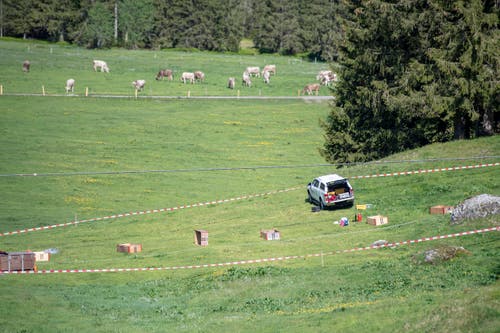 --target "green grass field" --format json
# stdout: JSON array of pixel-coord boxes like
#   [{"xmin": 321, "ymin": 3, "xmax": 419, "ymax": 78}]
[{"xmin": 0, "ymin": 39, "xmax": 499, "ymax": 333}]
